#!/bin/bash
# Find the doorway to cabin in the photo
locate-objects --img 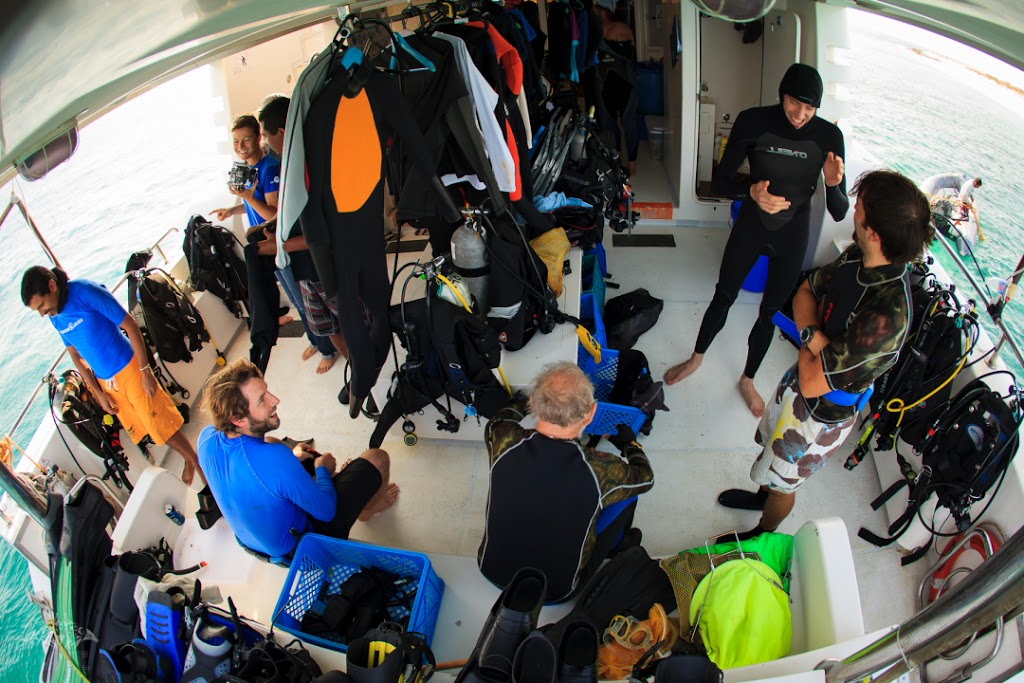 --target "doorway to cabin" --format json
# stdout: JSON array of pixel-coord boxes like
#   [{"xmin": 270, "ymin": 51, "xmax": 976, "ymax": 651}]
[{"xmin": 694, "ymin": 9, "xmax": 800, "ymax": 201}]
